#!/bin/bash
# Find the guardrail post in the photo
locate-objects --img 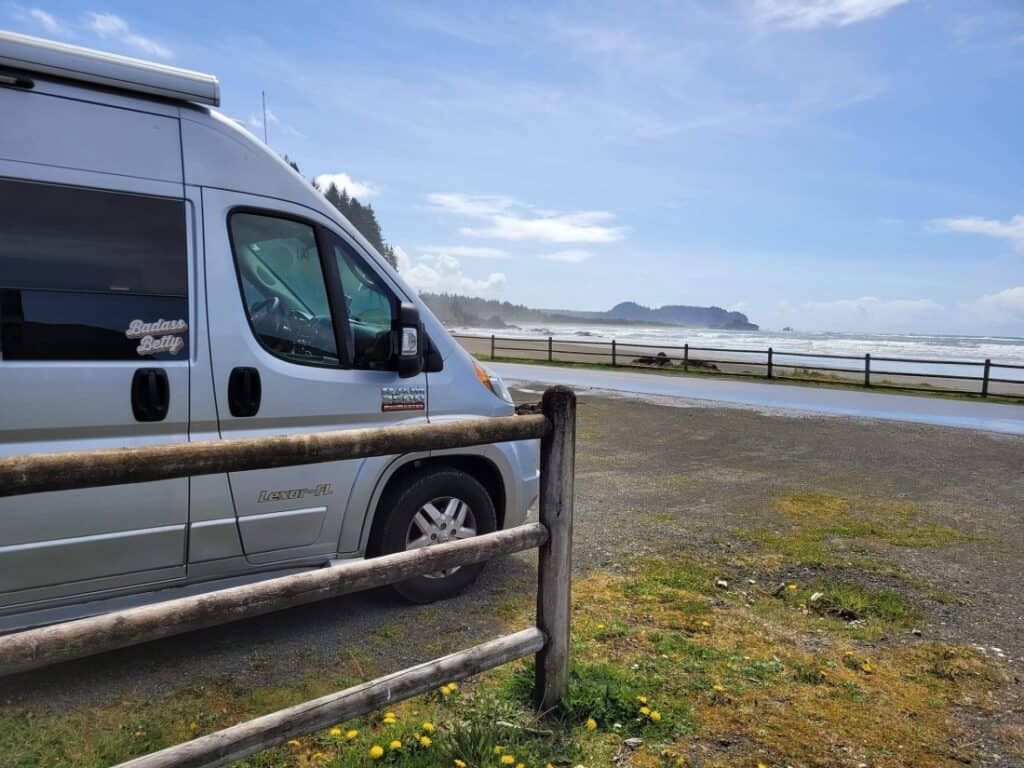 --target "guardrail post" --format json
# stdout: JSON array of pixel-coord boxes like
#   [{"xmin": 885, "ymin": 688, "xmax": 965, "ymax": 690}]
[
  {"xmin": 767, "ymin": 347, "xmax": 773, "ymax": 379},
  {"xmin": 534, "ymin": 386, "xmax": 576, "ymax": 713},
  {"xmin": 864, "ymin": 353, "xmax": 871, "ymax": 388},
  {"xmin": 490, "ymin": 334, "xmax": 496, "ymax": 360},
  {"xmin": 683, "ymin": 343, "xmax": 689, "ymax": 372},
  {"xmin": 548, "ymin": 336, "xmax": 553, "ymax": 362},
  {"xmin": 982, "ymin": 359, "xmax": 991, "ymax": 397},
  {"xmin": 611, "ymin": 339, "xmax": 617, "ymax": 366}
]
